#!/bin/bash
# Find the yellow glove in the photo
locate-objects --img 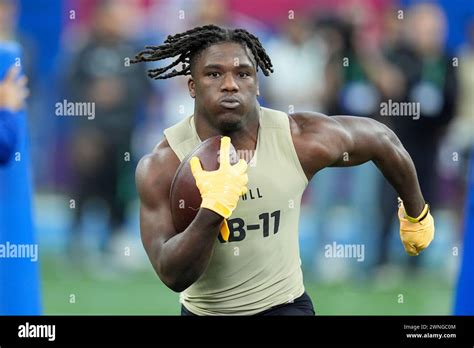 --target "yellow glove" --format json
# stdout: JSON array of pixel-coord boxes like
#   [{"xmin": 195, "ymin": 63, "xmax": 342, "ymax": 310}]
[
  {"xmin": 190, "ymin": 136, "xmax": 248, "ymax": 241},
  {"xmin": 398, "ymin": 197, "xmax": 435, "ymax": 256}
]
